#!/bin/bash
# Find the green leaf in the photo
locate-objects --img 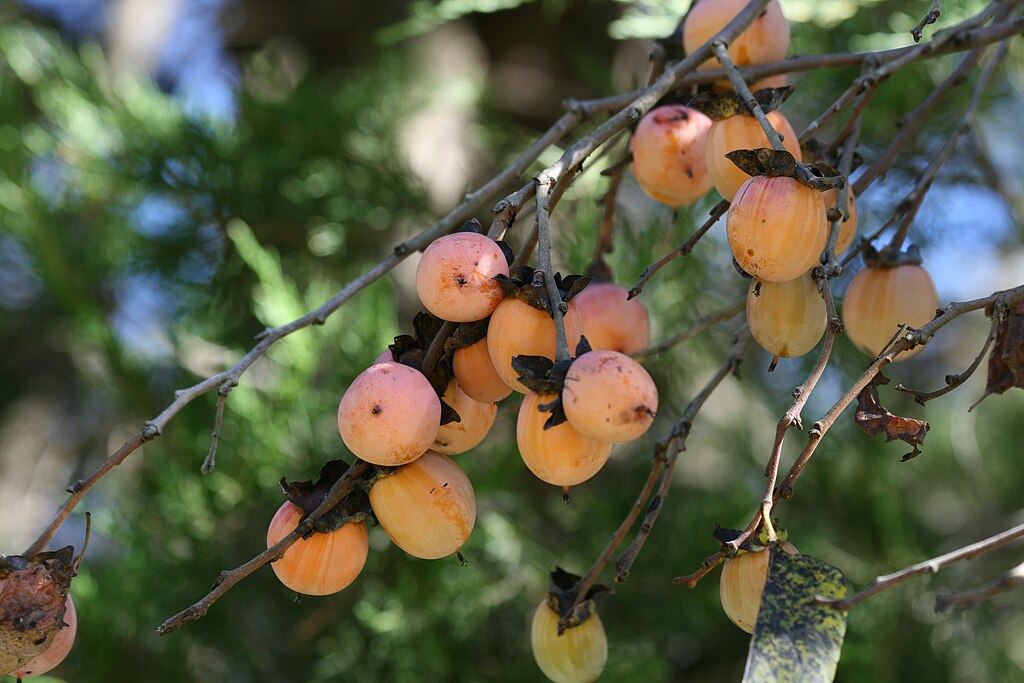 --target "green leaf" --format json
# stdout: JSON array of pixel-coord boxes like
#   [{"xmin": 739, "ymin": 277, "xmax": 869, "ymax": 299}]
[{"xmin": 742, "ymin": 548, "xmax": 848, "ymax": 683}]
